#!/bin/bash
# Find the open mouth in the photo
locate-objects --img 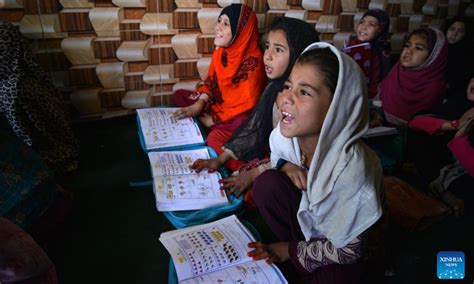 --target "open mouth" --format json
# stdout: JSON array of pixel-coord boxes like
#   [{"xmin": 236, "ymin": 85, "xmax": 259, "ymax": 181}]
[
  {"xmin": 265, "ymin": 65, "xmax": 272, "ymax": 73},
  {"xmin": 281, "ymin": 111, "xmax": 295, "ymax": 123}
]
